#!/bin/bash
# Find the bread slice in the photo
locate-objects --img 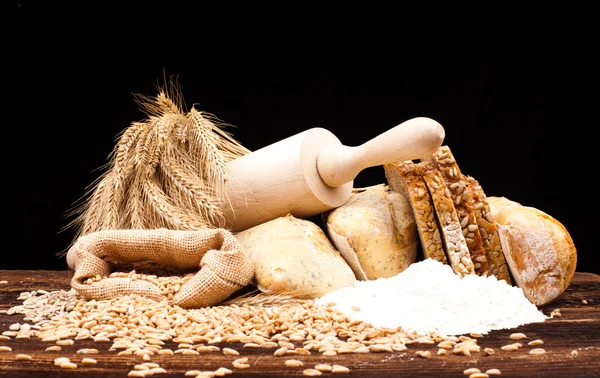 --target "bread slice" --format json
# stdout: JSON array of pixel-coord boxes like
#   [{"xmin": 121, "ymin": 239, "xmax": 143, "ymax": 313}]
[
  {"xmin": 464, "ymin": 175, "xmax": 512, "ymax": 285},
  {"xmin": 384, "ymin": 160, "xmax": 447, "ymax": 265},
  {"xmin": 417, "ymin": 161, "xmax": 475, "ymax": 278},
  {"xmin": 423, "ymin": 146, "xmax": 490, "ymax": 276}
]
